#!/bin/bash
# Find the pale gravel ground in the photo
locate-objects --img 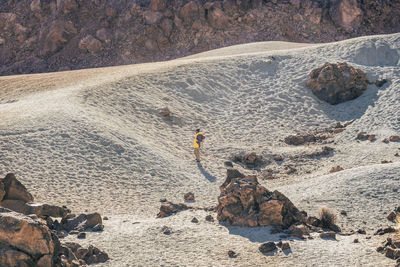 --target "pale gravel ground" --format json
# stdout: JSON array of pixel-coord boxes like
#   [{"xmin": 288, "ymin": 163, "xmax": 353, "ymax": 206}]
[{"xmin": 0, "ymin": 33, "xmax": 399, "ymax": 266}]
